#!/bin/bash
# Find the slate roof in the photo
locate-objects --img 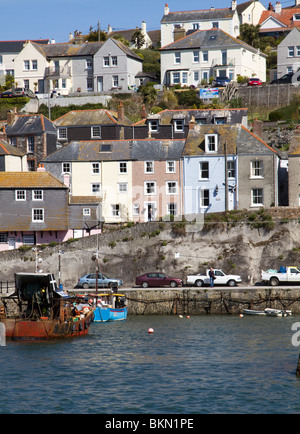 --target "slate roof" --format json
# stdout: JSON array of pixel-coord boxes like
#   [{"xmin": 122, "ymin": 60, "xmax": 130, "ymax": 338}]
[
  {"xmin": 131, "ymin": 139, "xmax": 186, "ymax": 160},
  {"xmin": 133, "ymin": 108, "xmax": 248, "ymax": 126},
  {"xmin": 161, "ymin": 7, "xmax": 235, "ymax": 23},
  {"xmin": 43, "ymin": 140, "xmax": 132, "ymax": 162},
  {"xmin": 183, "ymin": 124, "xmax": 277, "ymax": 156},
  {"xmin": 0, "ymin": 172, "xmax": 67, "ymax": 188},
  {"xmin": 54, "ymin": 109, "xmax": 132, "ymax": 127},
  {"xmin": 69, "ymin": 196, "xmax": 101, "ymax": 204},
  {"xmin": 32, "ymin": 38, "xmax": 142, "ymax": 62},
  {"xmin": 6, "ymin": 114, "xmax": 56, "ymax": 136},
  {"xmin": 0, "ymin": 39, "xmax": 49, "ymax": 53},
  {"xmin": 160, "ymin": 28, "xmax": 260, "ymax": 54},
  {"xmin": 0, "ymin": 140, "xmax": 25, "ymax": 156}
]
